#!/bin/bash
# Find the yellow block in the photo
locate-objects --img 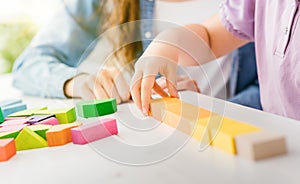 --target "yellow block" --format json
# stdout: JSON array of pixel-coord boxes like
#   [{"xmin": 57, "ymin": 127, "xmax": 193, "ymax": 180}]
[{"xmin": 207, "ymin": 115, "xmax": 261, "ymax": 154}]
